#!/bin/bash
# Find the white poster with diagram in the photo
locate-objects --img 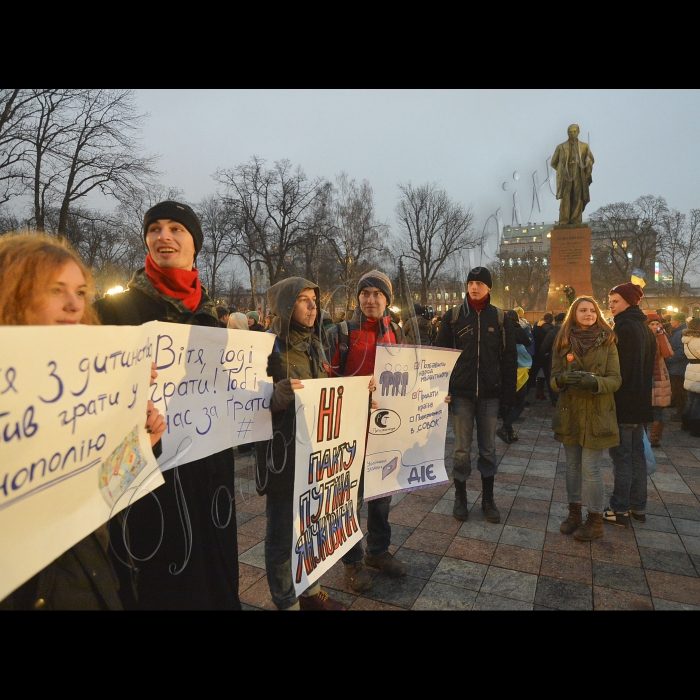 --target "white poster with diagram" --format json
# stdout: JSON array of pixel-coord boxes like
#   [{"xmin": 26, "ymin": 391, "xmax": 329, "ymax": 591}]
[{"xmin": 363, "ymin": 343, "xmax": 461, "ymax": 501}]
